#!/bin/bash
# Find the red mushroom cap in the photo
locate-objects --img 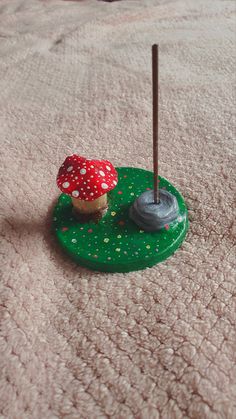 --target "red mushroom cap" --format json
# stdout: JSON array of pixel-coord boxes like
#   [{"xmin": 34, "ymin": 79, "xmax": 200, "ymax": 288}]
[{"xmin": 57, "ymin": 154, "xmax": 118, "ymax": 201}]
